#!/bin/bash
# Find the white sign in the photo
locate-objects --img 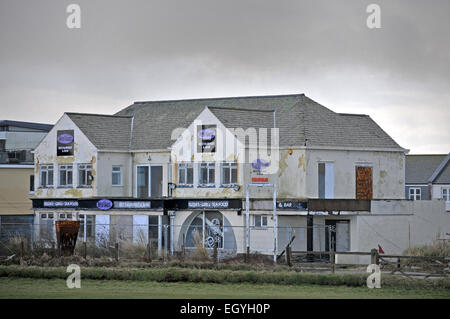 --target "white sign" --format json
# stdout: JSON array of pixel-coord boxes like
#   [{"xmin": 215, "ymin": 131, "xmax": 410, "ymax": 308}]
[
  {"xmin": 188, "ymin": 201, "xmax": 229, "ymax": 209},
  {"xmin": 114, "ymin": 201, "xmax": 151, "ymax": 209},
  {"xmin": 44, "ymin": 200, "xmax": 78, "ymax": 207}
]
